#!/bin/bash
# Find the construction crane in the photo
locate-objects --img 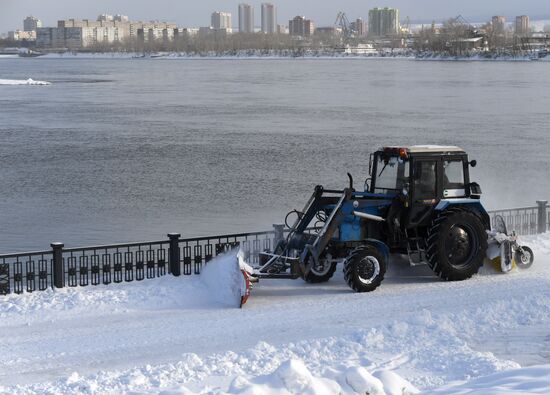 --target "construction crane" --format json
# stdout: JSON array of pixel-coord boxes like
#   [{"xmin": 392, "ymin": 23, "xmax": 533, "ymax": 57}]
[
  {"xmin": 449, "ymin": 14, "xmax": 480, "ymax": 37},
  {"xmin": 403, "ymin": 16, "xmax": 411, "ymax": 33},
  {"xmin": 335, "ymin": 11, "xmax": 353, "ymax": 40},
  {"xmin": 401, "ymin": 16, "xmax": 411, "ymax": 37}
]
